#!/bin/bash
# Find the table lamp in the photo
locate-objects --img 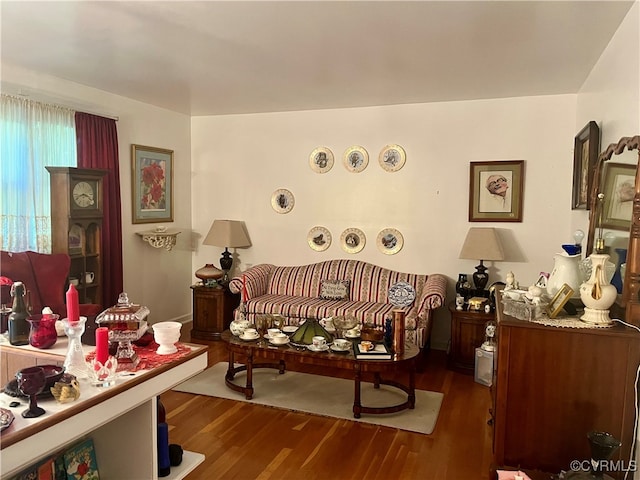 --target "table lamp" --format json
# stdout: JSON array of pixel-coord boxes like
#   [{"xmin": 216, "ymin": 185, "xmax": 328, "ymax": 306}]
[
  {"xmin": 201, "ymin": 220, "xmax": 251, "ymax": 284},
  {"xmin": 458, "ymin": 227, "xmax": 505, "ymax": 291}
]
